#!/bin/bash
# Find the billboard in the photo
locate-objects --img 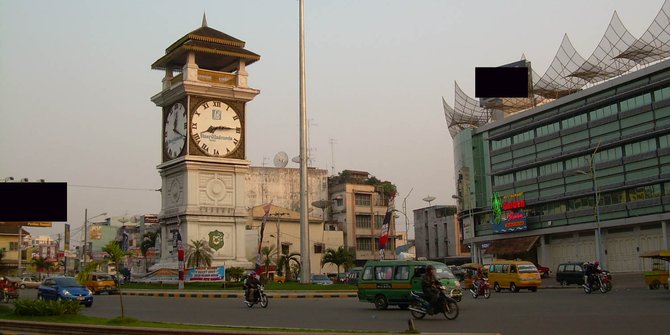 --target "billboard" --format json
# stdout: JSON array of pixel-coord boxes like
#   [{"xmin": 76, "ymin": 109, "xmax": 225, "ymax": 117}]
[{"xmin": 0, "ymin": 182, "xmax": 67, "ymax": 221}]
